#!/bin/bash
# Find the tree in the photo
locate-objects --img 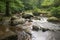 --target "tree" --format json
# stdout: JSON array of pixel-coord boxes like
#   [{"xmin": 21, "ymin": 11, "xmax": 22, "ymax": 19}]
[
  {"xmin": 5, "ymin": 0, "xmax": 10, "ymax": 16},
  {"xmin": 0, "ymin": 0, "xmax": 24, "ymax": 16},
  {"xmin": 41, "ymin": 0, "xmax": 54, "ymax": 8},
  {"xmin": 53, "ymin": 0, "xmax": 60, "ymax": 7},
  {"xmin": 0, "ymin": 0, "xmax": 5, "ymax": 13}
]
